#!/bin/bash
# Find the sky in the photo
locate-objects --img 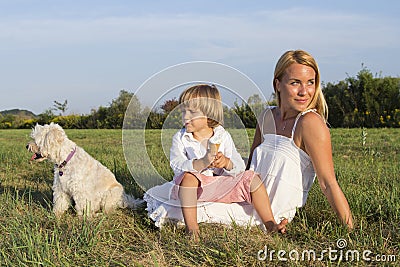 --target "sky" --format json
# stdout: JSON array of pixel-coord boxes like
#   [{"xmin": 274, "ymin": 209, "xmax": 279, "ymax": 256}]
[{"xmin": 0, "ymin": 0, "xmax": 399, "ymax": 115}]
